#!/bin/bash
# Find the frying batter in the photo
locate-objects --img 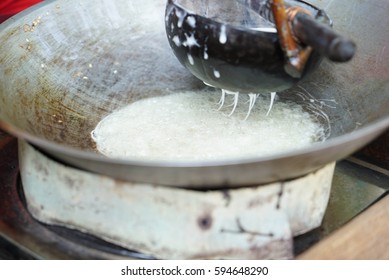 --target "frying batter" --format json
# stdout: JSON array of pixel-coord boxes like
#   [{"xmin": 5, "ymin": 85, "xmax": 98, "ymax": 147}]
[{"xmin": 91, "ymin": 92, "xmax": 327, "ymax": 161}]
